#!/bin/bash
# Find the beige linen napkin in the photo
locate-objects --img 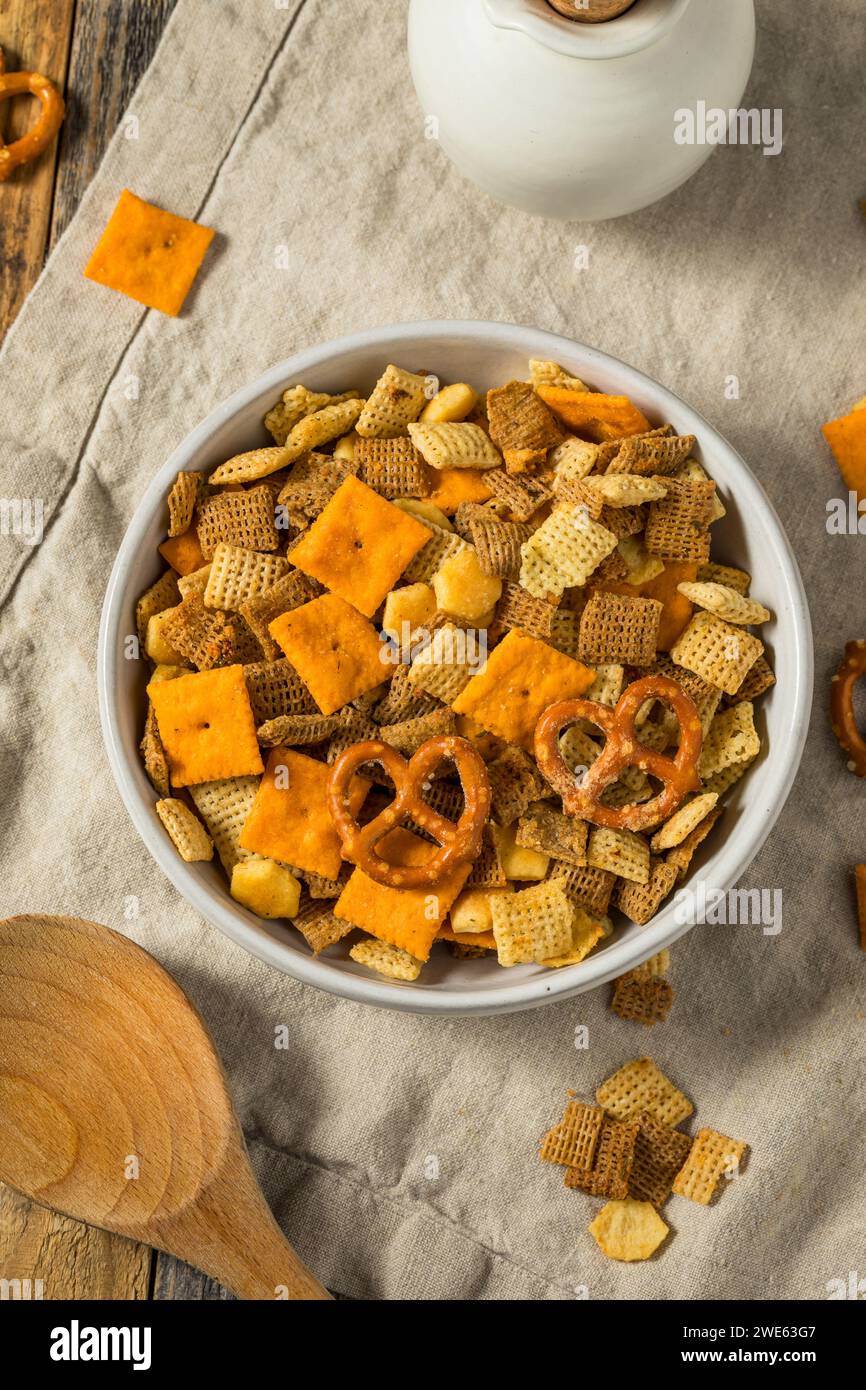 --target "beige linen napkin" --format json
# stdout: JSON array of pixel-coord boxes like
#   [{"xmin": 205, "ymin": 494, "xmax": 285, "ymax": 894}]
[{"xmin": 1, "ymin": 0, "xmax": 864, "ymax": 1300}]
